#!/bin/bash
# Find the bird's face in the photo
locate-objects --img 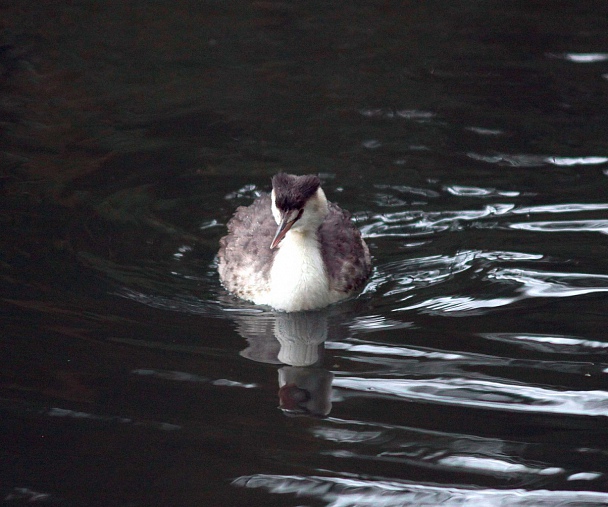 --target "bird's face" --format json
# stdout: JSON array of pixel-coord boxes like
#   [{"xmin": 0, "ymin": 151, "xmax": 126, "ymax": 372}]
[
  {"xmin": 270, "ymin": 207, "xmax": 303, "ymax": 249},
  {"xmin": 270, "ymin": 186, "xmax": 329, "ymax": 249}
]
